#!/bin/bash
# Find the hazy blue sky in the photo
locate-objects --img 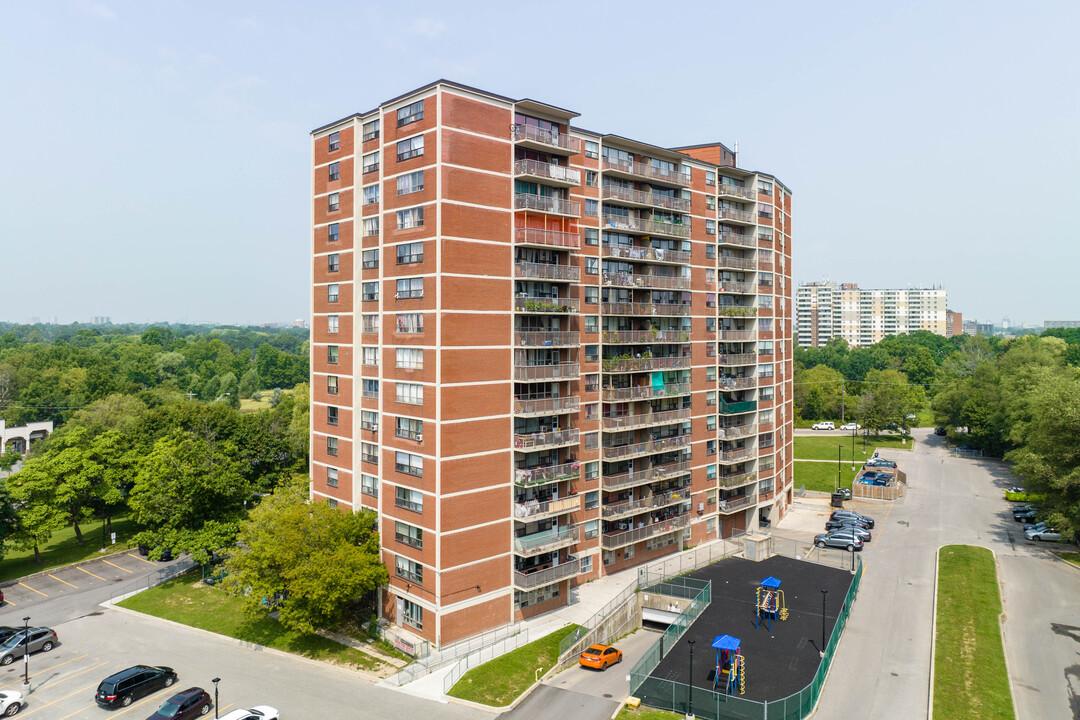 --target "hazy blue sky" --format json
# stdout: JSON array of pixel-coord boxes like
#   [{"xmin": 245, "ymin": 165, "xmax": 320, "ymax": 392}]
[{"xmin": 2, "ymin": 1, "xmax": 1077, "ymax": 326}]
